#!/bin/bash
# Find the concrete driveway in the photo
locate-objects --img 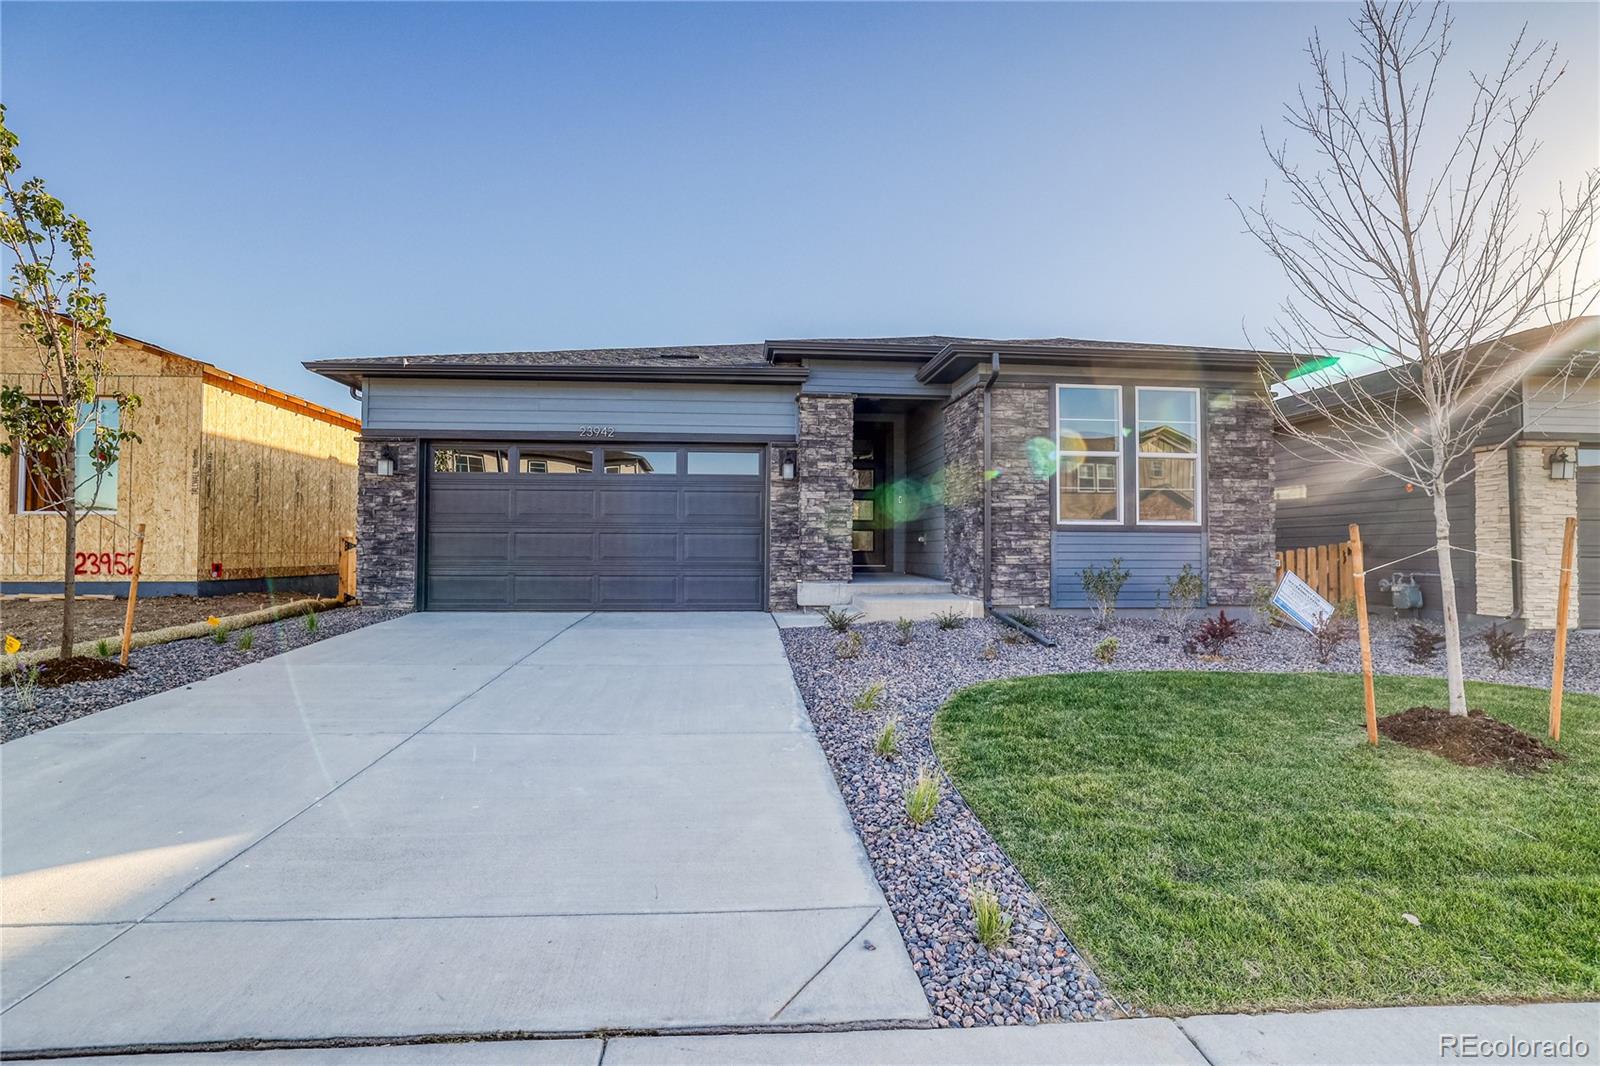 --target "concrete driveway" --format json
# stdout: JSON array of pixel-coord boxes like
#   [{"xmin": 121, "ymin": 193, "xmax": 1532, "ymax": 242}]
[{"xmin": 0, "ymin": 612, "xmax": 927, "ymax": 1055}]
